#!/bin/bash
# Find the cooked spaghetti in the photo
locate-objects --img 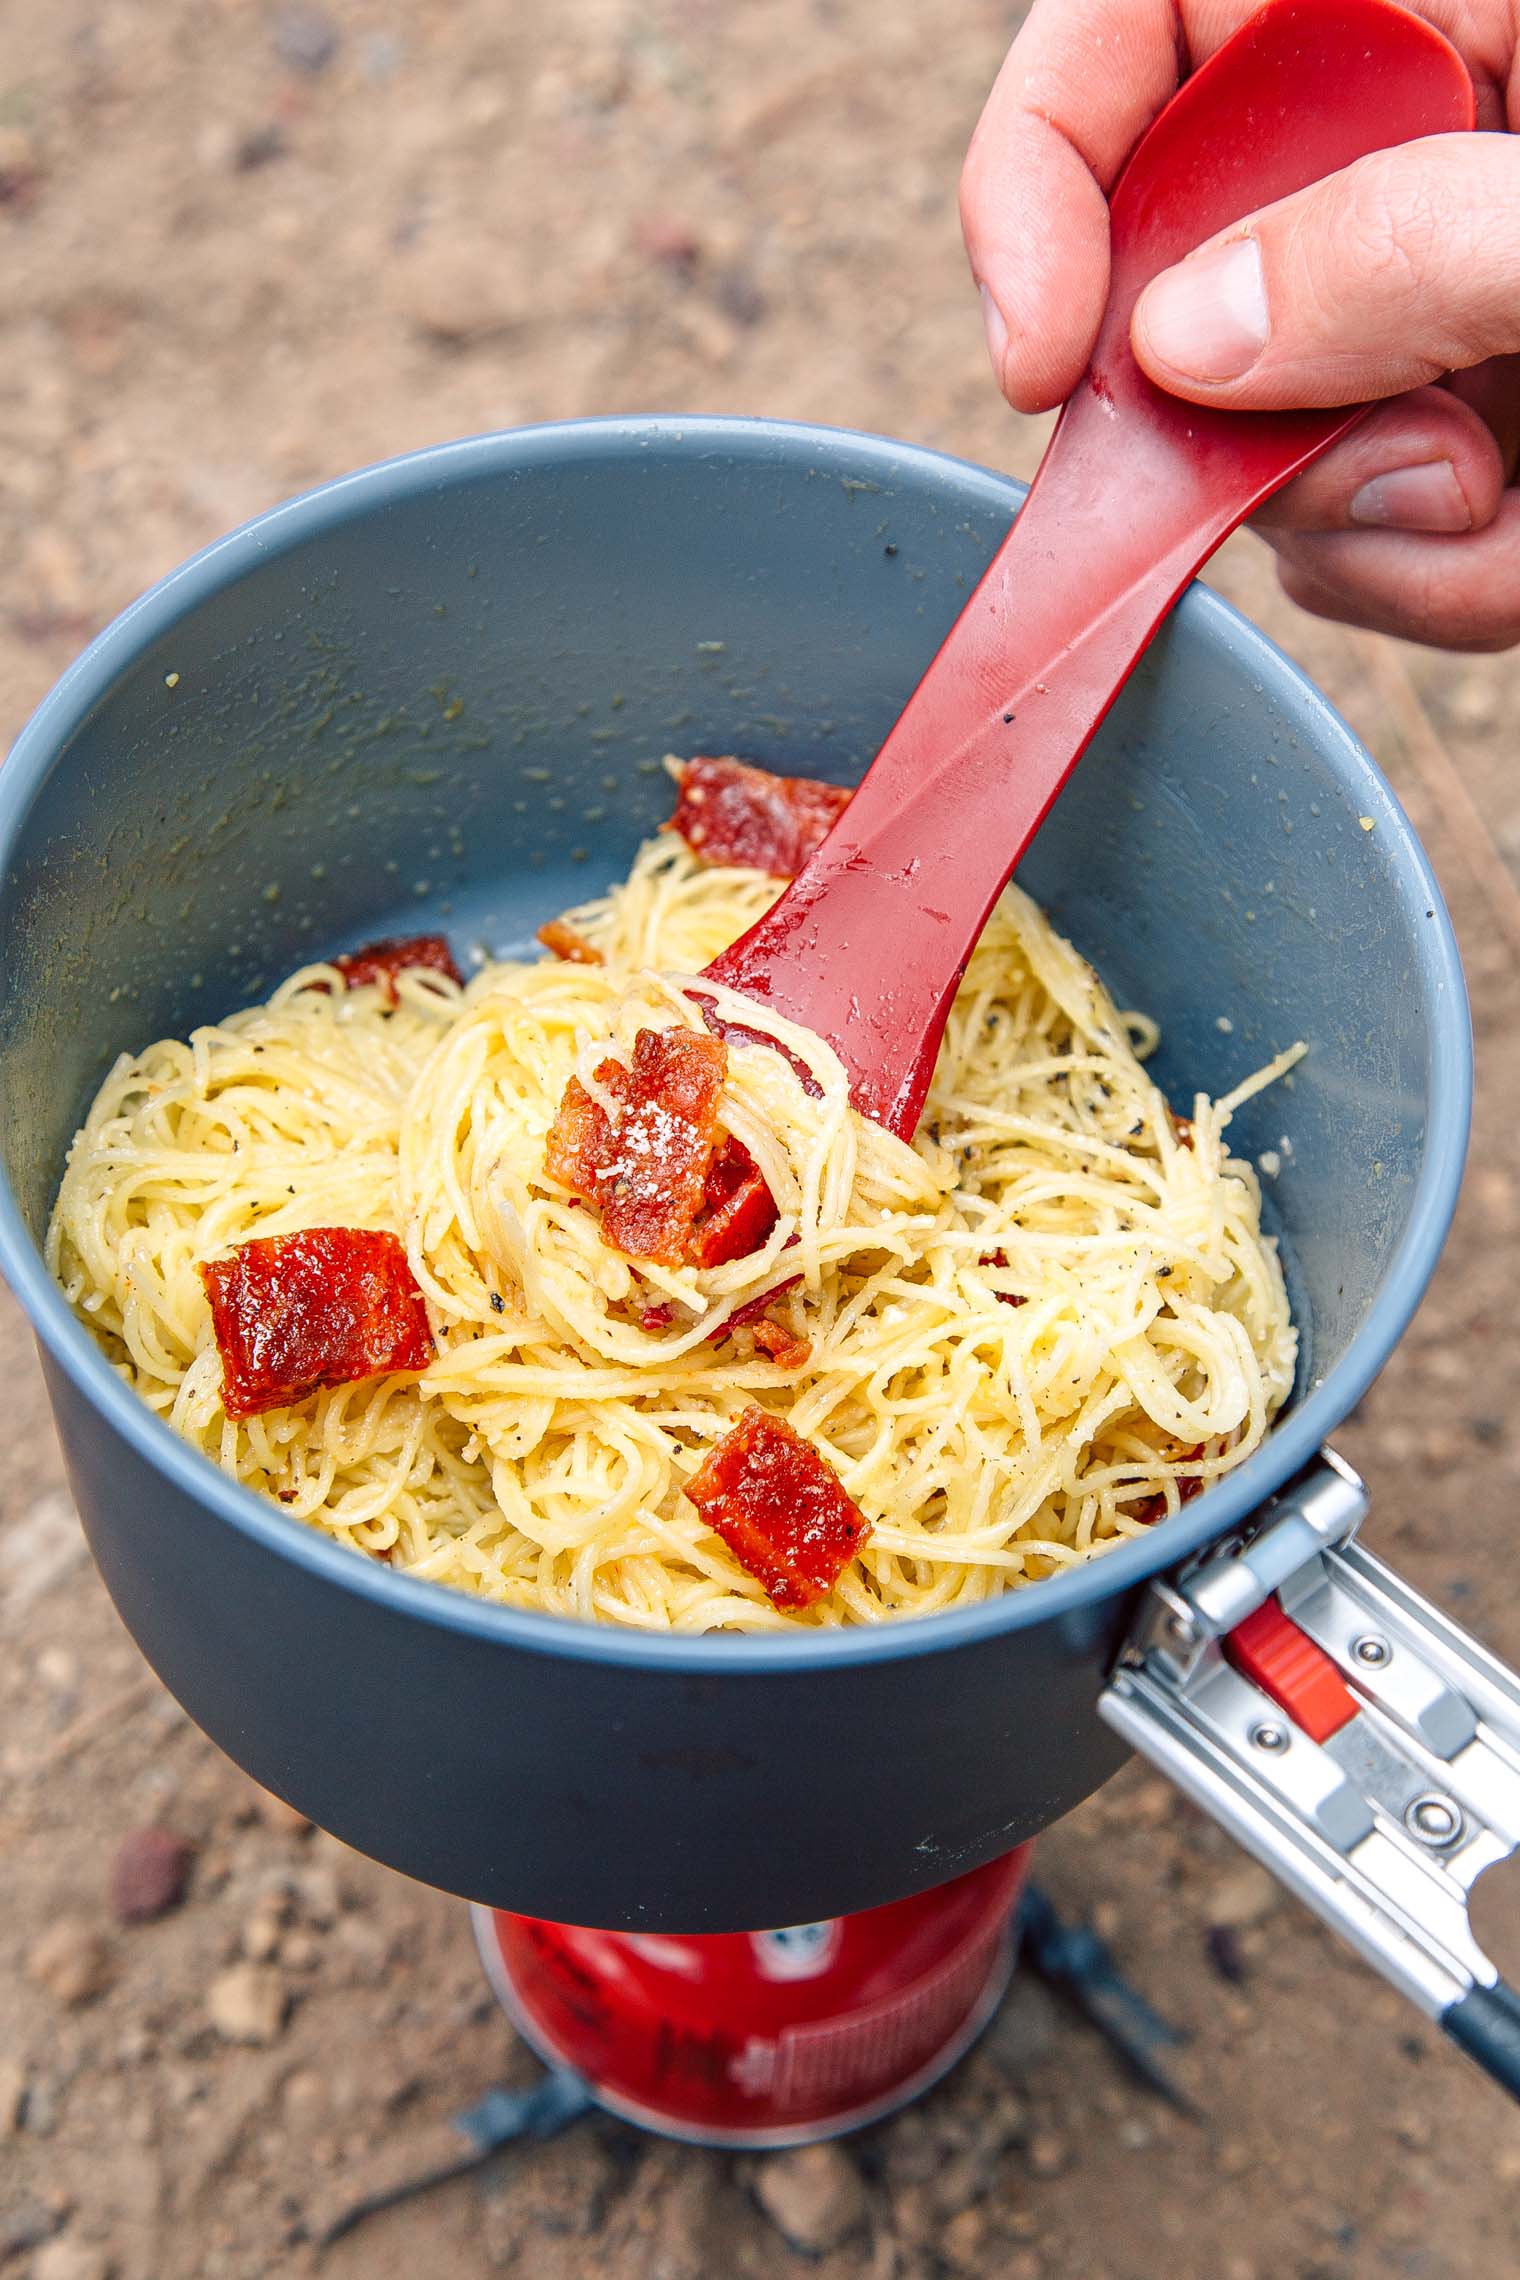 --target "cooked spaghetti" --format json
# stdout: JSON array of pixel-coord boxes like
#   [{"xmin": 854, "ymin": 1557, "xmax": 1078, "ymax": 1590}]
[{"xmin": 48, "ymin": 770, "xmax": 1300, "ymax": 1631}]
